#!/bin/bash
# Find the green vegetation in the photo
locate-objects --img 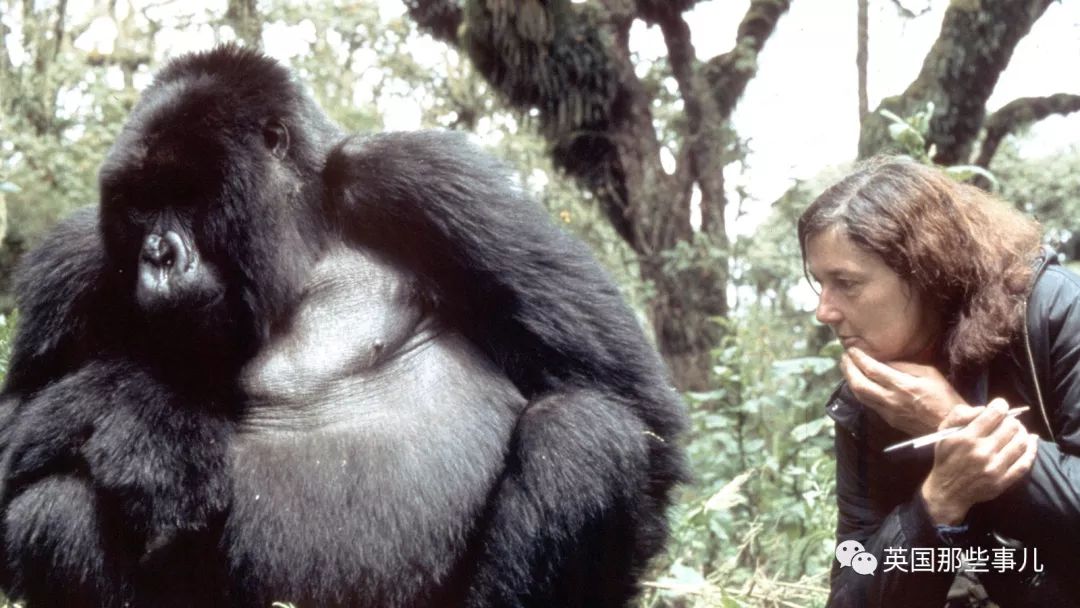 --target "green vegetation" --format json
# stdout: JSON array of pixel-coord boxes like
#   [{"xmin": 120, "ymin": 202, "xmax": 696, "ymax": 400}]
[{"xmin": 641, "ymin": 312, "xmax": 840, "ymax": 607}]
